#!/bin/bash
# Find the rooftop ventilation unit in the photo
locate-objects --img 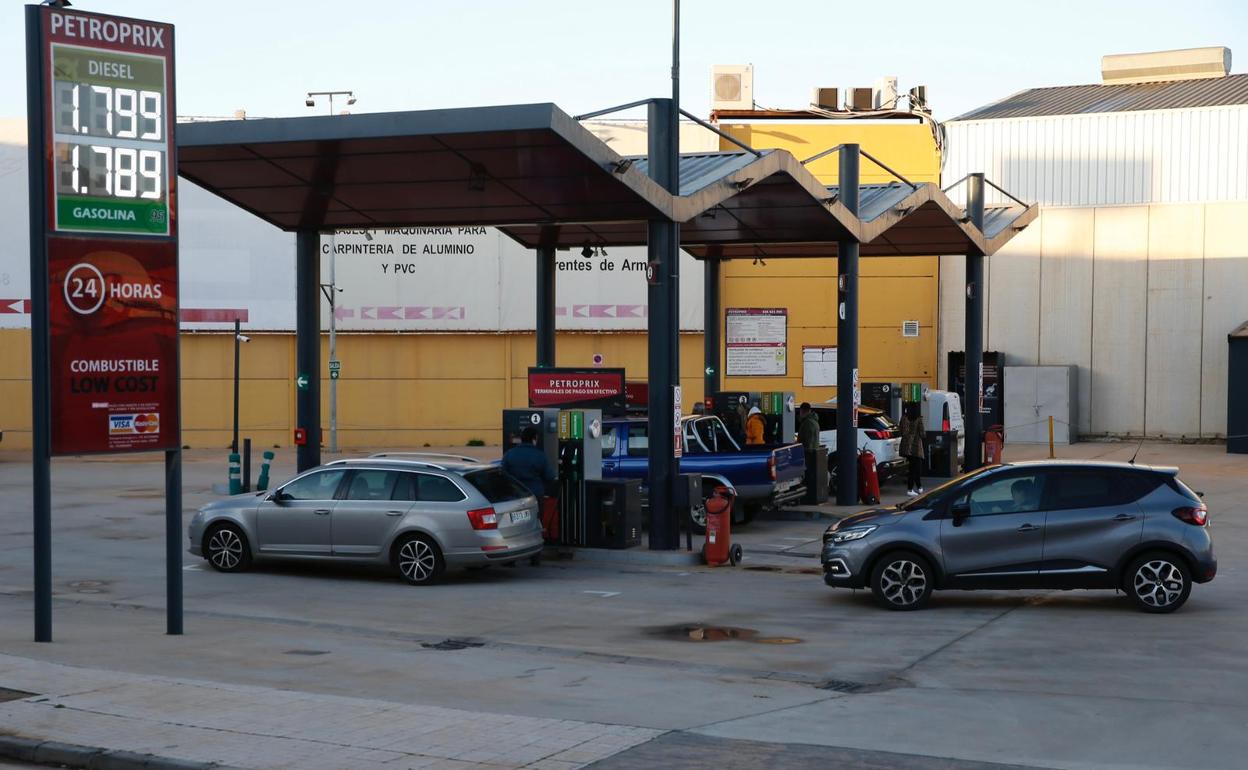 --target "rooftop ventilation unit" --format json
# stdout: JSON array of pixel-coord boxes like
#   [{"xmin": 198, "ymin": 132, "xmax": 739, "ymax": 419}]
[
  {"xmin": 1101, "ymin": 46, "xmax": 1231, "ymax": 85},
  {"xmin": 847, "ymin": 87, "xmax": 873, "ymax": 111},
  {"xmin": 811, "ymin": 87, "xmax": 840, "ymax": 110},
  {"xmin": 712, "ymin": 65, "xmax": 754, "ymax": 111},
  {"xmin": 873, "ymin": 76, "xmax": 899, "ymax": 110}
]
